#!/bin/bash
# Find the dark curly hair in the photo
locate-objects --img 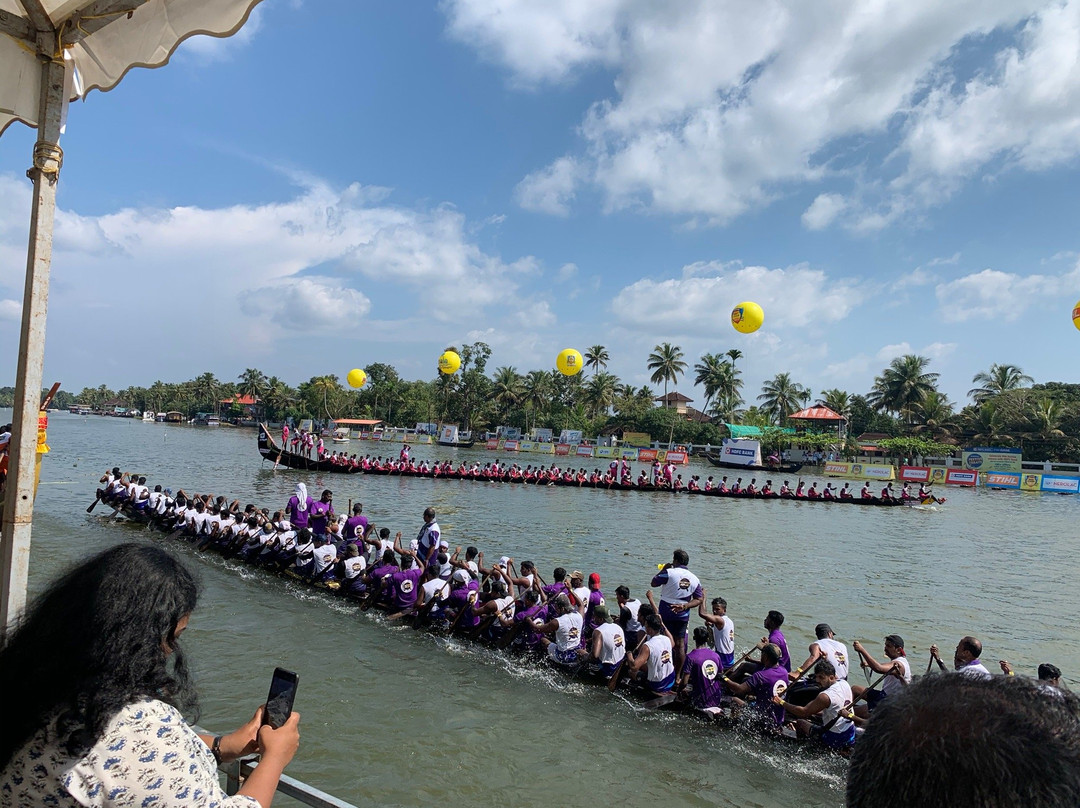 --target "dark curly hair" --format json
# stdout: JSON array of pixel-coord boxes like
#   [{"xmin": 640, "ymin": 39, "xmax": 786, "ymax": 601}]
[{"xmin": 0, "ymin": 543, "xmax": 200, "ymax": 768}]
